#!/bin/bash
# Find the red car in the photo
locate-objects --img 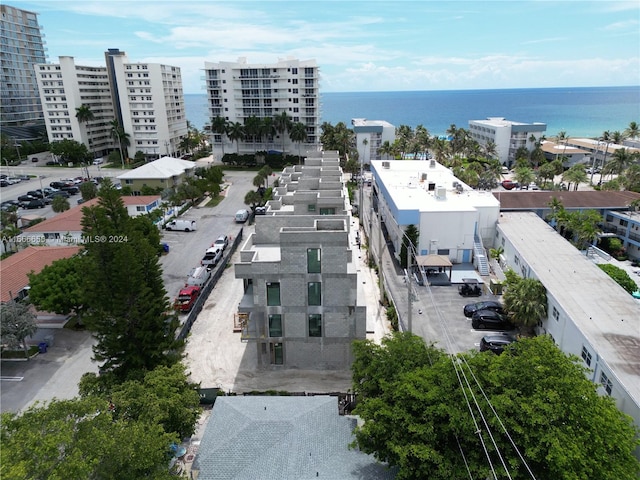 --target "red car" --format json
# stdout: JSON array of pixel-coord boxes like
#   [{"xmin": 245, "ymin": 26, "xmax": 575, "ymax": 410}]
[{"xmin": 501, "ymin": 180, "xmax": 519, "ymax": 190}]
